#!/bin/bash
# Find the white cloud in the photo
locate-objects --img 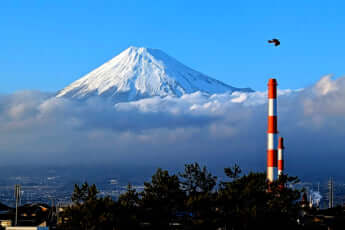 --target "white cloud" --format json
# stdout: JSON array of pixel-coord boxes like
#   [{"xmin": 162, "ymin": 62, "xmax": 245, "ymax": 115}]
[{"xmin": 0, "ymin": 75, "xmax": 344, "ymax": 179}]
